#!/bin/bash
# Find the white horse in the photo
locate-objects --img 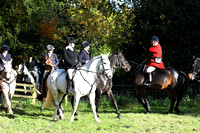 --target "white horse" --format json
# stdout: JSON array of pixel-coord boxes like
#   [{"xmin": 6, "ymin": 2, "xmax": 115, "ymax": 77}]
[
  {"xmin": 0, "ymin": 60, "xmax": 17, "ymax": 115},
  {"xmin": 44, "ymin": 53, "xmax": 113, "ymax": 122},
  {"xmin": 17, "ymin": 63, "xmax": 35, "ymax": 93}
]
